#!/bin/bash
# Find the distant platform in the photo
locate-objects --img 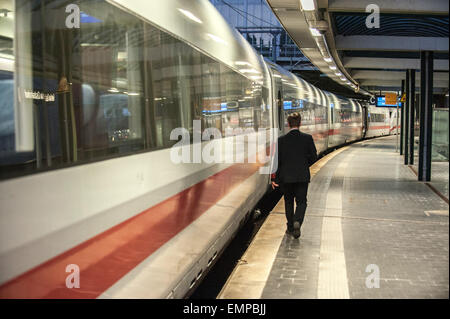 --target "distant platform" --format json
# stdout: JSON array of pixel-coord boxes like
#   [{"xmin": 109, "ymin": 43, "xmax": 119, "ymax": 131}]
[{"xmin": 219, "ymin": 136, "xmax": 449, "ymax": 299}]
